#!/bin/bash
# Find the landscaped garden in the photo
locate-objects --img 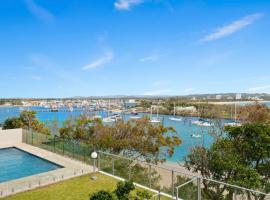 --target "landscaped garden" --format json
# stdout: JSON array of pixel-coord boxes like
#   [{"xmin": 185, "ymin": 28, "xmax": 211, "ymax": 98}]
[{"xmin": 1, "ymin": 173, "xmax": 170, "ymax": 200}]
